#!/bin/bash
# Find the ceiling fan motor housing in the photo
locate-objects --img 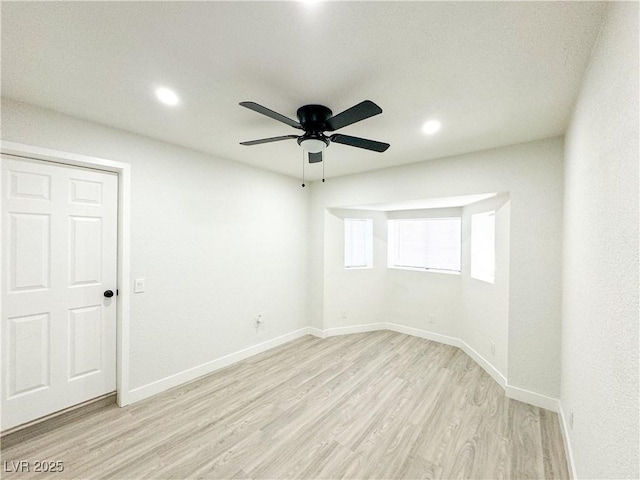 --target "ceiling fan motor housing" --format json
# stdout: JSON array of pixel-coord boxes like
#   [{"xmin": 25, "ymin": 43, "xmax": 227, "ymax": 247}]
[
  {"xmin": 296, "ymin": 104, "xmax": 333, "ymax": 130},
  {"xmin": 296, "ymin": 105, "xmax": 332, "ymax": 148}
]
